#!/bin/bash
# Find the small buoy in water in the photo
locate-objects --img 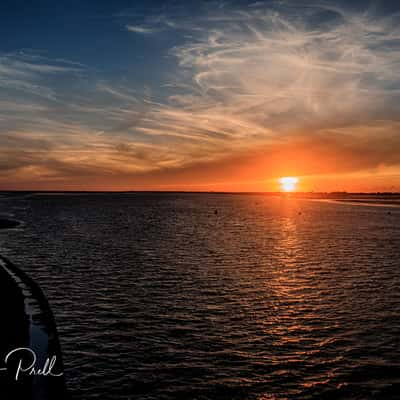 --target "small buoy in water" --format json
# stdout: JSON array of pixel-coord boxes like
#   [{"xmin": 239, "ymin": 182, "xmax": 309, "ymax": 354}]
[
  {"xmin": 388, "ymin": 211, "xmax": 392, "ymax": 215},
  {"xmin": 298, "ymin": 211, "xmax": 302, "ymax": 215},
  {"xmin": 214, "ymin": 209, "xmax": 218, "ymax": 215}
]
